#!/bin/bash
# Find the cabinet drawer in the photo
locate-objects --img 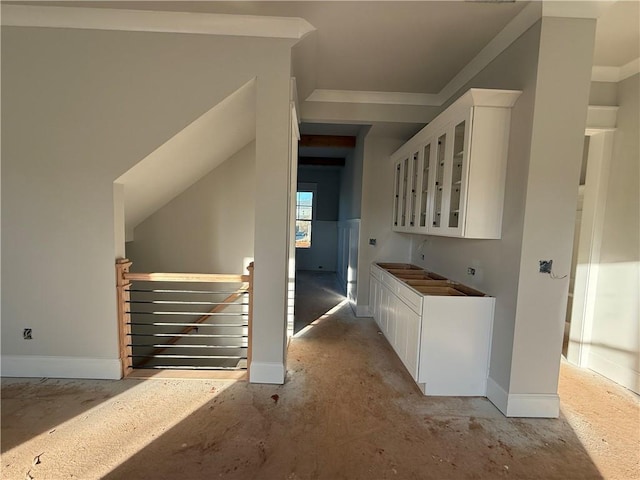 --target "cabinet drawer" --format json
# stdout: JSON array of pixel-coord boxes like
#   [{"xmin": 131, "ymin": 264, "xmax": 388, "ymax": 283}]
[{"xmin": 397, "ymin": 284, "xmax": 423, "ymax": 314}]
